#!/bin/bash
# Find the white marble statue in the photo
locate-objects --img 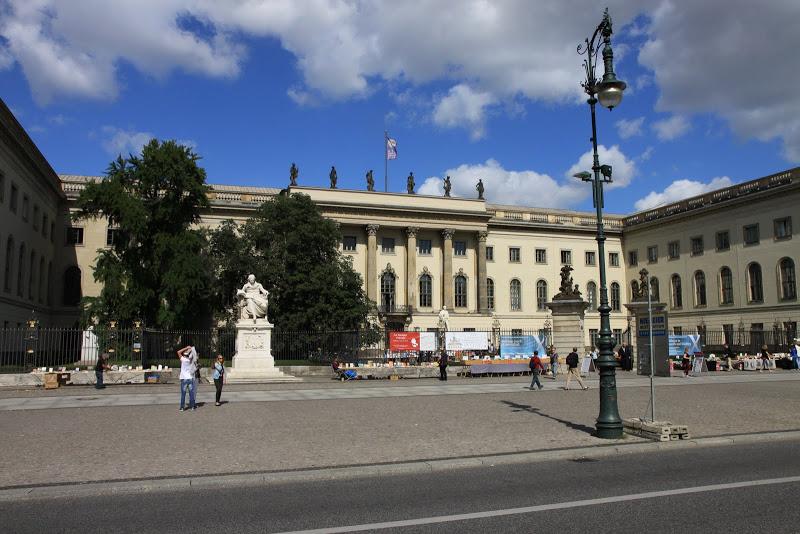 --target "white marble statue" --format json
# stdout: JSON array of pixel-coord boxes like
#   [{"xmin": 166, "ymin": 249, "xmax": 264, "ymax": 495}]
[
  {"xmin": 437, "ymin": 306, "xmax": 450, "ymax": 331},
  {"xmin": 237, "ymin": 274, "xmax": 269, "ymax": 321}
]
